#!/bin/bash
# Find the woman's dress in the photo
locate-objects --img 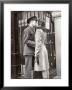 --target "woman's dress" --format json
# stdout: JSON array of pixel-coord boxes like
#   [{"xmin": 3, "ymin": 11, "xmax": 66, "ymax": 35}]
[{"xmin": 34, "ymin": 28, "xmax": 49, "ymax": 72}]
